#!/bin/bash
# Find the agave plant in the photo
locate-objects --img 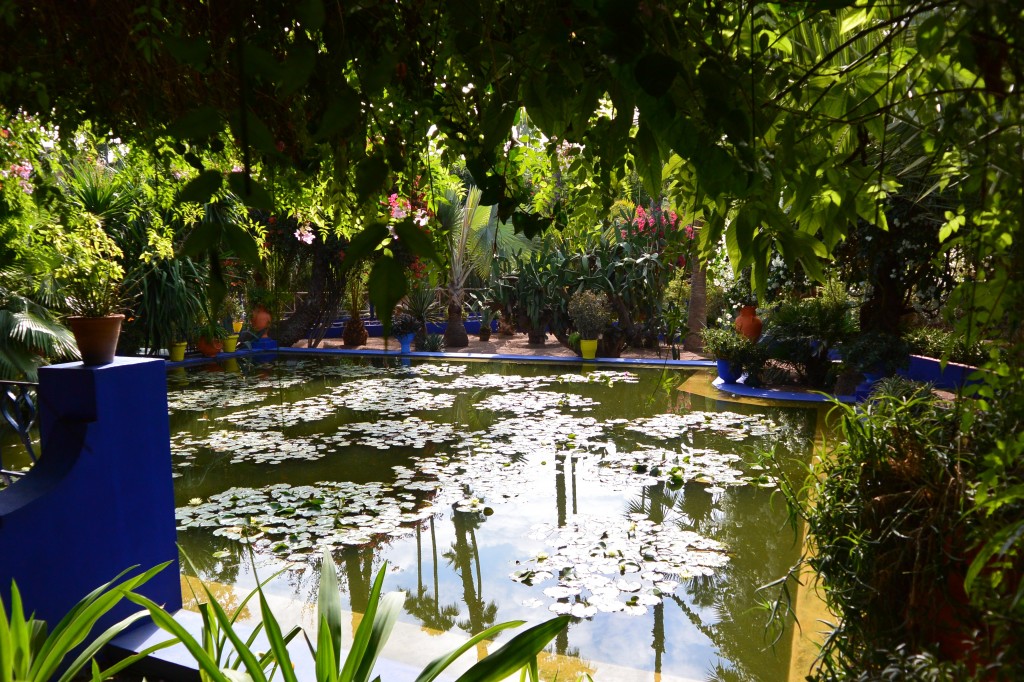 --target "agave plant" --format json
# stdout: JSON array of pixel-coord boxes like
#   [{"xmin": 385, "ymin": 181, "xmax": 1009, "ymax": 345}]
[{"xmin": 129, "ymin": 549, "xmax": 568, "ymax": 682}]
